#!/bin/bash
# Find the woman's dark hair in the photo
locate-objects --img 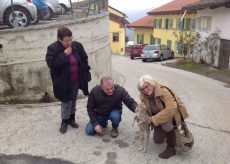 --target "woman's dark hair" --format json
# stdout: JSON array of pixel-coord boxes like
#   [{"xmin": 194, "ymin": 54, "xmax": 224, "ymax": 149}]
[{"xmin": 57, "ymin": 27, "xmax": 72, "ymax": 40}]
